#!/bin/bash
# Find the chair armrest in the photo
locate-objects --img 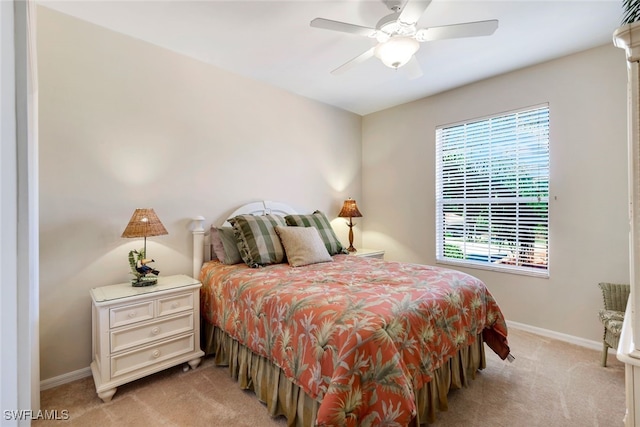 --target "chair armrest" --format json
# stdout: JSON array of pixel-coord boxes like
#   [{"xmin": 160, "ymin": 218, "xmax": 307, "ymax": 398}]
[{"xmin": 598, "ymin": 309, "xmax": 625, "ymax": 323}]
